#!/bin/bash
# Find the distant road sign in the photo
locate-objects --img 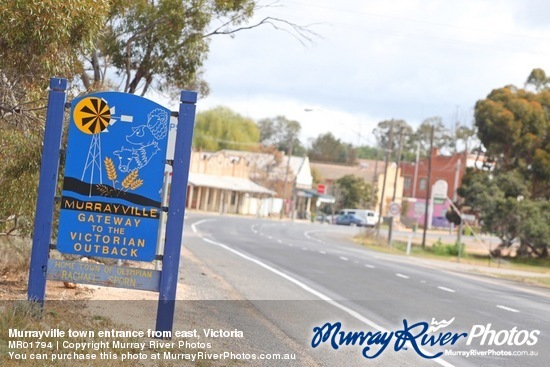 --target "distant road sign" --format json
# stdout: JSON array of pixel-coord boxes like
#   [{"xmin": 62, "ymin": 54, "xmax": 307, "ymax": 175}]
[
  {"xmin": 462, "ymin": 214, "xmax": 476, "ymax": 222},
  {"xmin": 317, "ymin": 184, "xmax": 326, "ymax": 194},
  {"xmin": 389, "ymin": 202, "xmax": 401, "ymax": 216}
]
